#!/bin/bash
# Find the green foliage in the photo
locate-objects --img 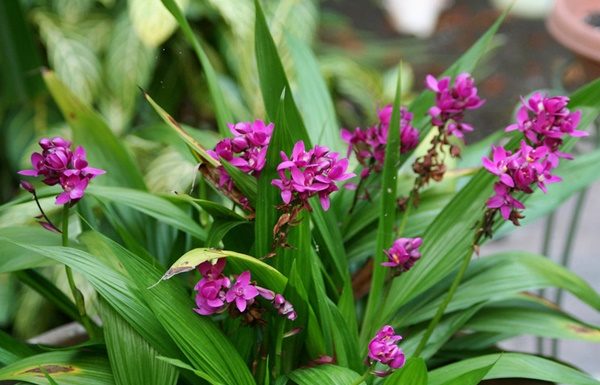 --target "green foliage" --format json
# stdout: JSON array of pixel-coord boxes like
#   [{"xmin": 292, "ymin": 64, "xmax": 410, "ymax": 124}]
[{"xmin": 1, "ymin": 1, "xmax": 600, "ymax": 385}]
